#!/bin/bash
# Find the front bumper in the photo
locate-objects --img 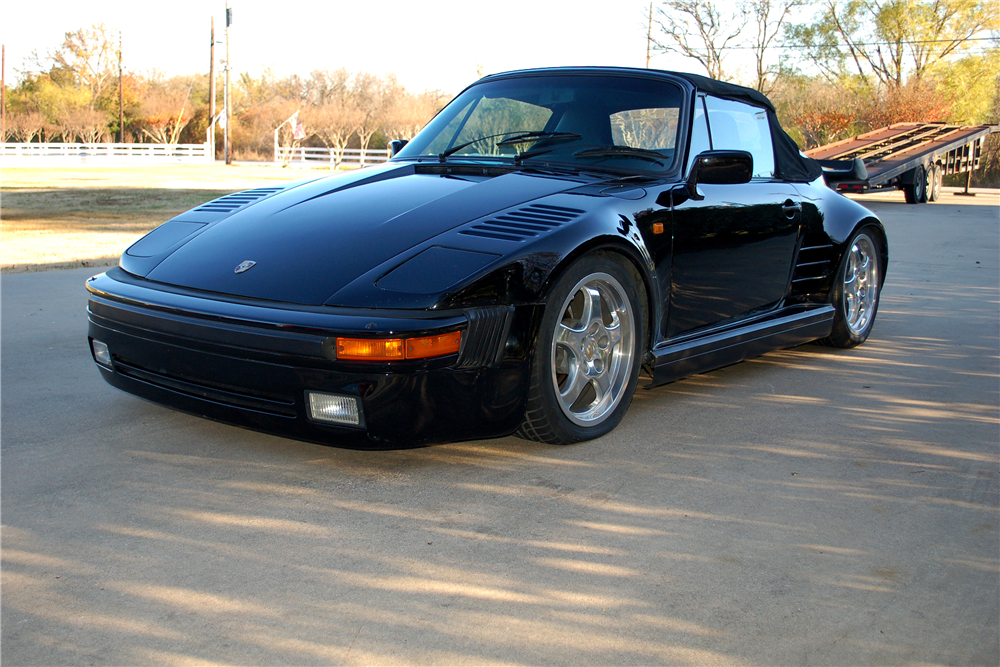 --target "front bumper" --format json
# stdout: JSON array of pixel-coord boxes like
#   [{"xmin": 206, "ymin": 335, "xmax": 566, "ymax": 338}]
[{"xmin": 87, "ymin": 269, "xmax": 535, "ymax": 449}]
